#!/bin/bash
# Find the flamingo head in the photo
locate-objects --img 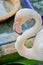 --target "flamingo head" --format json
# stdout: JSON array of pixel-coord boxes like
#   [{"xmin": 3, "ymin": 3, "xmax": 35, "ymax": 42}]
[{"xmin": 13, "ymin": 21, "xmax": 23, "ymax": 35}]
